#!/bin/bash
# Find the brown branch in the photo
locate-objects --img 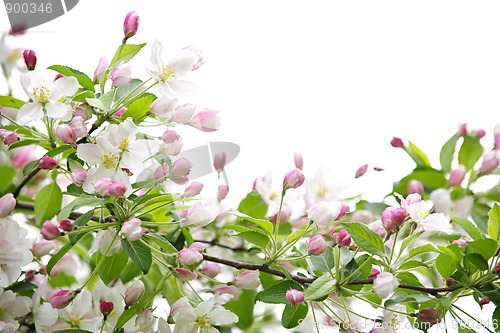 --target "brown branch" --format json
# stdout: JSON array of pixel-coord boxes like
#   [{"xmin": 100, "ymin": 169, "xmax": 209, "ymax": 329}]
[
  {"xmin": 348, "ymin": 278, "xmax": 460, "ymax": 296},
  {"xmin": 15, "ymin": 201, "xmax": 100, "ymax": 222},
  {"xmin": 13, "ymin": 167, "xmax": 40, "ymax": 198}
]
